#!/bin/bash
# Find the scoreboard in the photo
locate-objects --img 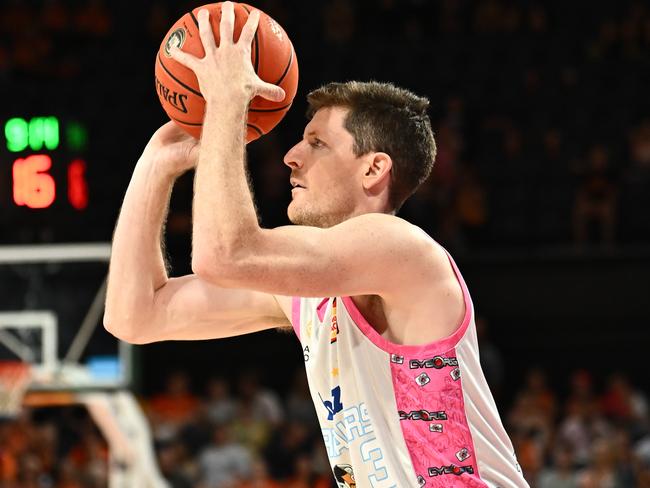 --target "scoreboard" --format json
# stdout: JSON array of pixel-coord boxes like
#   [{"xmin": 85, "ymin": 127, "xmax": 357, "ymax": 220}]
[{"xmin": 3, "ymin": 116, "xmax": 89, "ymax": 211}]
